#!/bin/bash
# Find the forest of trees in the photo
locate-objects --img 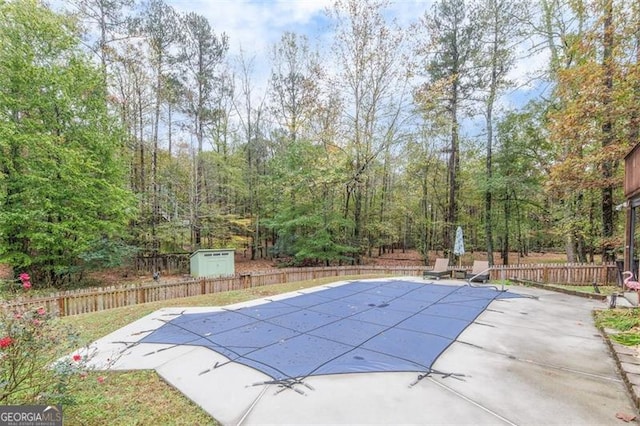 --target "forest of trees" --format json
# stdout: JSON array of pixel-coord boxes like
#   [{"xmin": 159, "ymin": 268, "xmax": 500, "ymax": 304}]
[{"xmin": 1, "ymin": 0, "xmax": 639, "ymax": 287}]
